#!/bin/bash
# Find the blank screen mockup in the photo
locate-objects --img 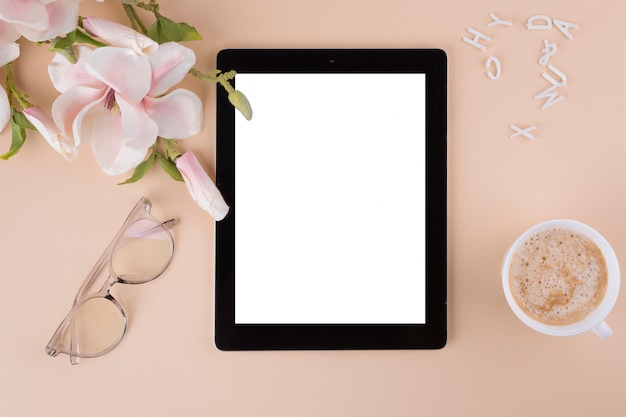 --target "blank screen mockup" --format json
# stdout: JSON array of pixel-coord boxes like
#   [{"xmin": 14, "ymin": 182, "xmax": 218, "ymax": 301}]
[{"xmin": 233, "ymin": 73, "xmax": 426, "ymax": 324}]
